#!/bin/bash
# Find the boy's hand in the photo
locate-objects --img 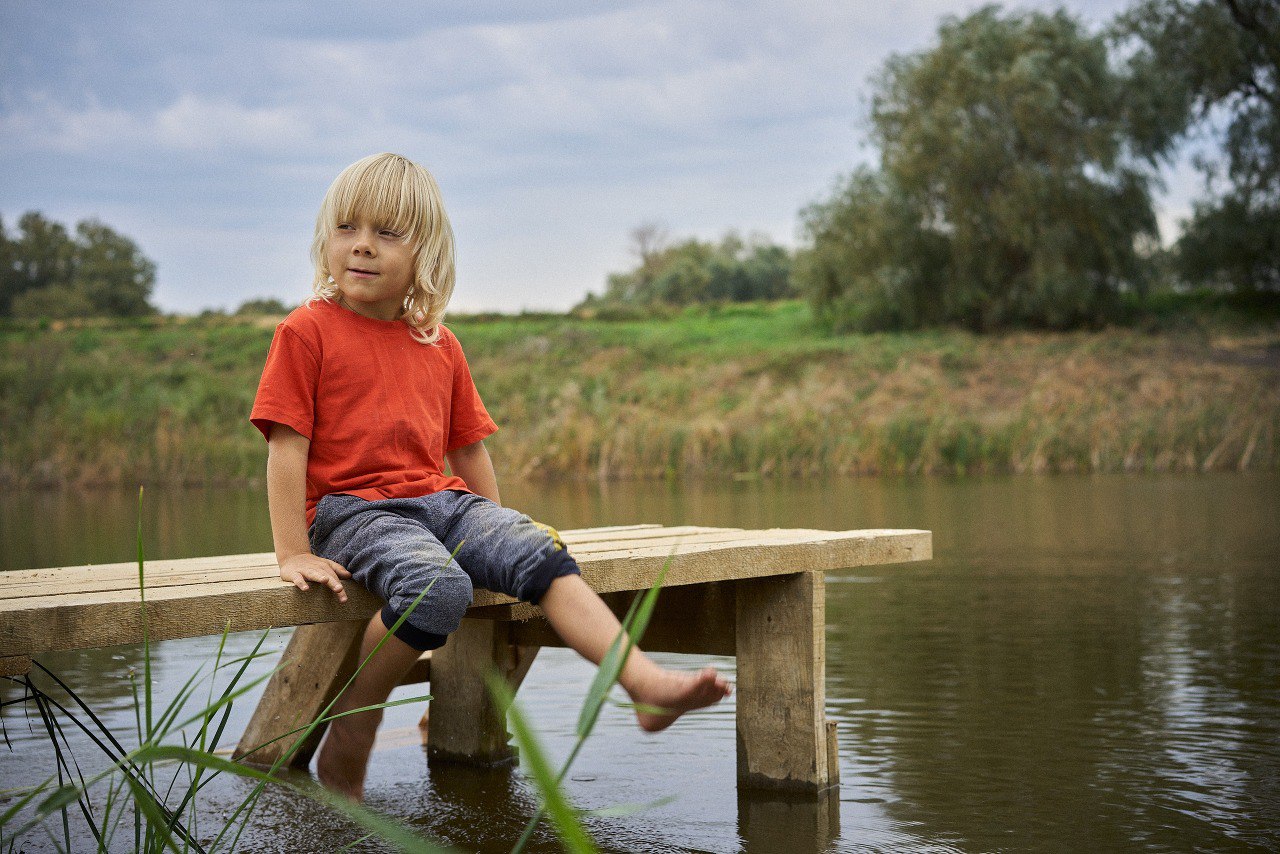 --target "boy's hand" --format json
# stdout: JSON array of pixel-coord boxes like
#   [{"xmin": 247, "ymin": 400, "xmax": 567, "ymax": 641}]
[{"xmin": 280, "ymin": 553, "xmax": 352, "ymax": 603}]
